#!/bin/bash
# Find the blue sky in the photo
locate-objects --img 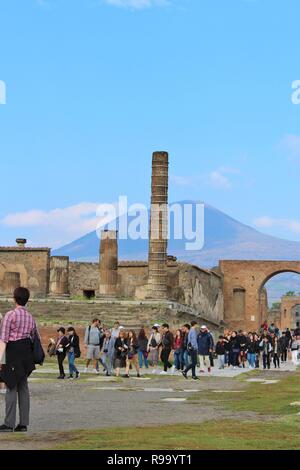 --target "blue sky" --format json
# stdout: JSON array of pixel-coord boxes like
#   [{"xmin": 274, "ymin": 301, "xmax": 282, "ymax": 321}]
[{"xmin": 0, "ymin": 0, "xmax": 300, "ymax": 248}]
